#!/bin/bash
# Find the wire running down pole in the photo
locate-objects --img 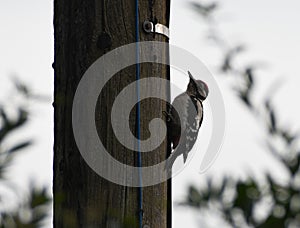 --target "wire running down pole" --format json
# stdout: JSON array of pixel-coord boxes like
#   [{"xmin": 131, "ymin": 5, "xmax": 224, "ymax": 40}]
[{"xmin": 135, "ymin": 0, "xmax": 143, "ymax": 227}]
